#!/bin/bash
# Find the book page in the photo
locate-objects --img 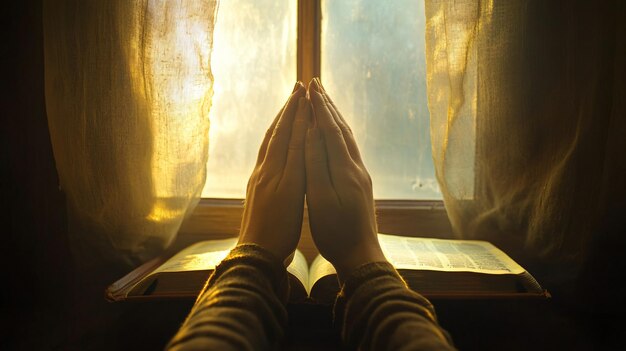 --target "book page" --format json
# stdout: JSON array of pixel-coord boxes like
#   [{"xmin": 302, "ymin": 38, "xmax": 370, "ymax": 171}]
[
  {"xmin": 152, "ymin": 238, "xmax": 238, "ymax": 274},
  {"xmin": 126, "ymin": 238, "xmax": 239, "ymax": 297},
  {"xmin": 308, "ymin": 254, "xmax": 337, "ymax": 294},
  {"xmin": 377, "ymin": 233, "xmax": 525, "ymax": 274},
  {"xmin": 147, "ymin": 237, "xmax": 310, "ymax": 284},
  {"xmin": 286, "ymin": 250, "xmax": 309, "ymax": 289}
]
